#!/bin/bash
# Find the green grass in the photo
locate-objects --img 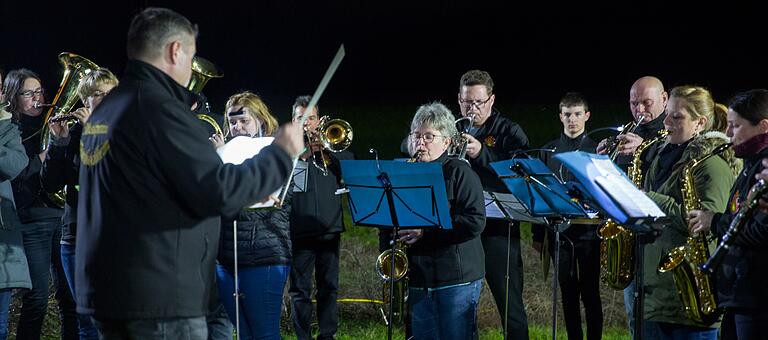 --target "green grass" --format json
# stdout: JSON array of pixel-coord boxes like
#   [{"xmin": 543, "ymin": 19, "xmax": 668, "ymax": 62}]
[{"xmin": 282, "ymin": 318, "xmax": 630, "ymax": 339}]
